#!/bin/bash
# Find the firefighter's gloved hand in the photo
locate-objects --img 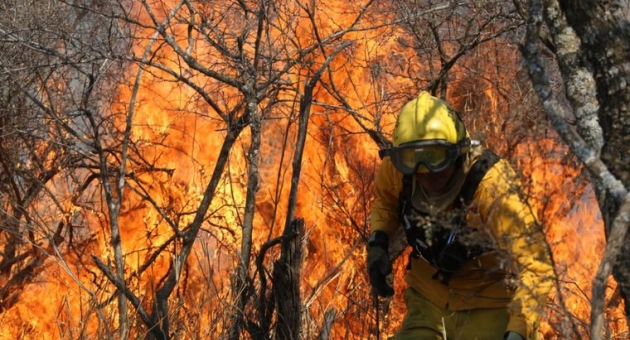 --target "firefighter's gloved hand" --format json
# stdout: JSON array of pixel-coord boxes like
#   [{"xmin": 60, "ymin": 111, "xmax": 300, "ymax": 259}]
[
  {"xmin": 504, "ymin": 331, "xmax": 525, "ymax": 340},
  {"xmin": 367, "ymin": 246, "xmax": 394, "ymax": 297},
  {"xmin": 367, "ymin": 231, "xmax": 394, "ymax": 297}
]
